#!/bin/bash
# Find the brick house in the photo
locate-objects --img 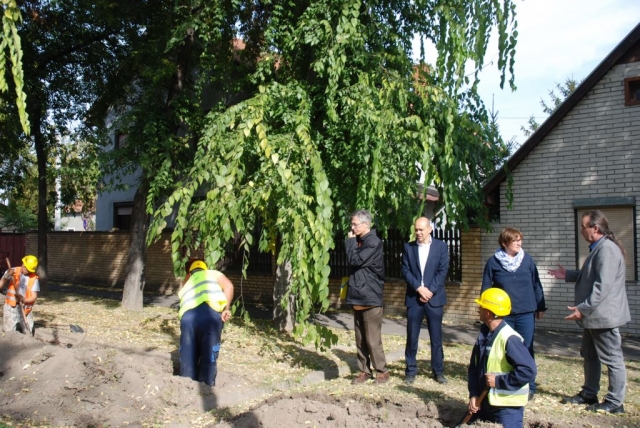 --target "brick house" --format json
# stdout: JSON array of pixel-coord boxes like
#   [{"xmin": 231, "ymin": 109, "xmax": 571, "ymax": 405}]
[{"xmin": 482, "ymin": 23, "xmax": 640, "ymax": 335}]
